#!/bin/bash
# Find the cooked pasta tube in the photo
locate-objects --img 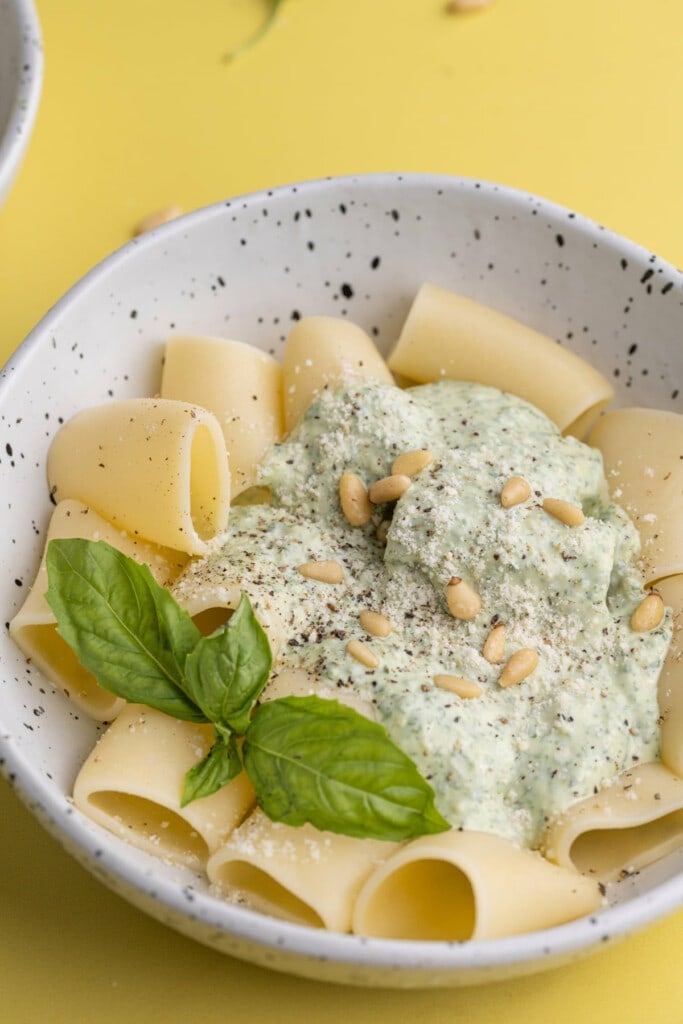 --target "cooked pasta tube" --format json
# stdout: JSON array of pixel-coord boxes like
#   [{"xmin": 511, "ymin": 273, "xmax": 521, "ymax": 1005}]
[
  {"xmin": 207, "ymin": 808, "xmax": 396, "ymax": 932},
  {"xmin": 589, "ymin": 407, "xmax": 683, "ymax": 583},
  {"xmin": 9, "ymin": 500, "xmax": 187, "ymax": 721},
  {"xmin": 172, "ymin": 575, "xmax": 284, "ymax": 658},
  {"xmin": 388, "ymin": 283, "xmax": 614, "ymax": 438},
  {"xmin": 160, "ymin": 335, "xmax": 284, "ymax": 496},
  {"xmin": 351, "ymin": 830, "xmax": 602, "ymax": 941},
  {"xmin": 654, "ymin": 575, "xmax": 683, "ymax": 777},
  {"xmin": 47, "ymin": 398, "xmax": 230, "ymax": 555},
  {"xmin": 543, "ymin": 762, "xmax": 683, "ymax": 884},
  {"xmin": 282, "ymin": 316, "xmax": 394, "ymax": 432},
  {"xmin": 74, "ymin": 704, "xmax": 255, "ymax": 869}
]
